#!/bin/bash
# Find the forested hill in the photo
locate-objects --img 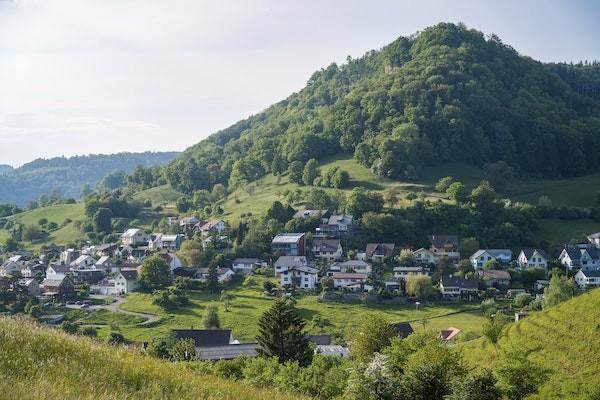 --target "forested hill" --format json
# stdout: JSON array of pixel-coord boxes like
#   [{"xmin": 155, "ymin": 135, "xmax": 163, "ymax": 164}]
[
  {"xmin": 0, "ymin": 165, "xmax": 13, "ymax": 174},
  {"xmin": 164, "ymin": 22, "xmax": 600, "ymax": 194},
  {"xmin": 0, "ymin": 152, "xmax": 178, "ymax": 206}
]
